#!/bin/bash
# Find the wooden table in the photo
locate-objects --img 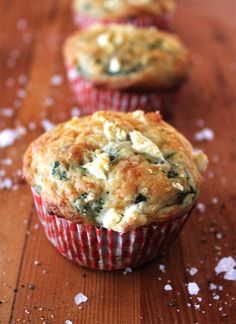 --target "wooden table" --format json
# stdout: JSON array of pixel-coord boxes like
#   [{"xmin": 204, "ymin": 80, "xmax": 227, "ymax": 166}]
[{"xmin": 0, "ymin": 1, "xmax": 236, "ymax": 323}]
